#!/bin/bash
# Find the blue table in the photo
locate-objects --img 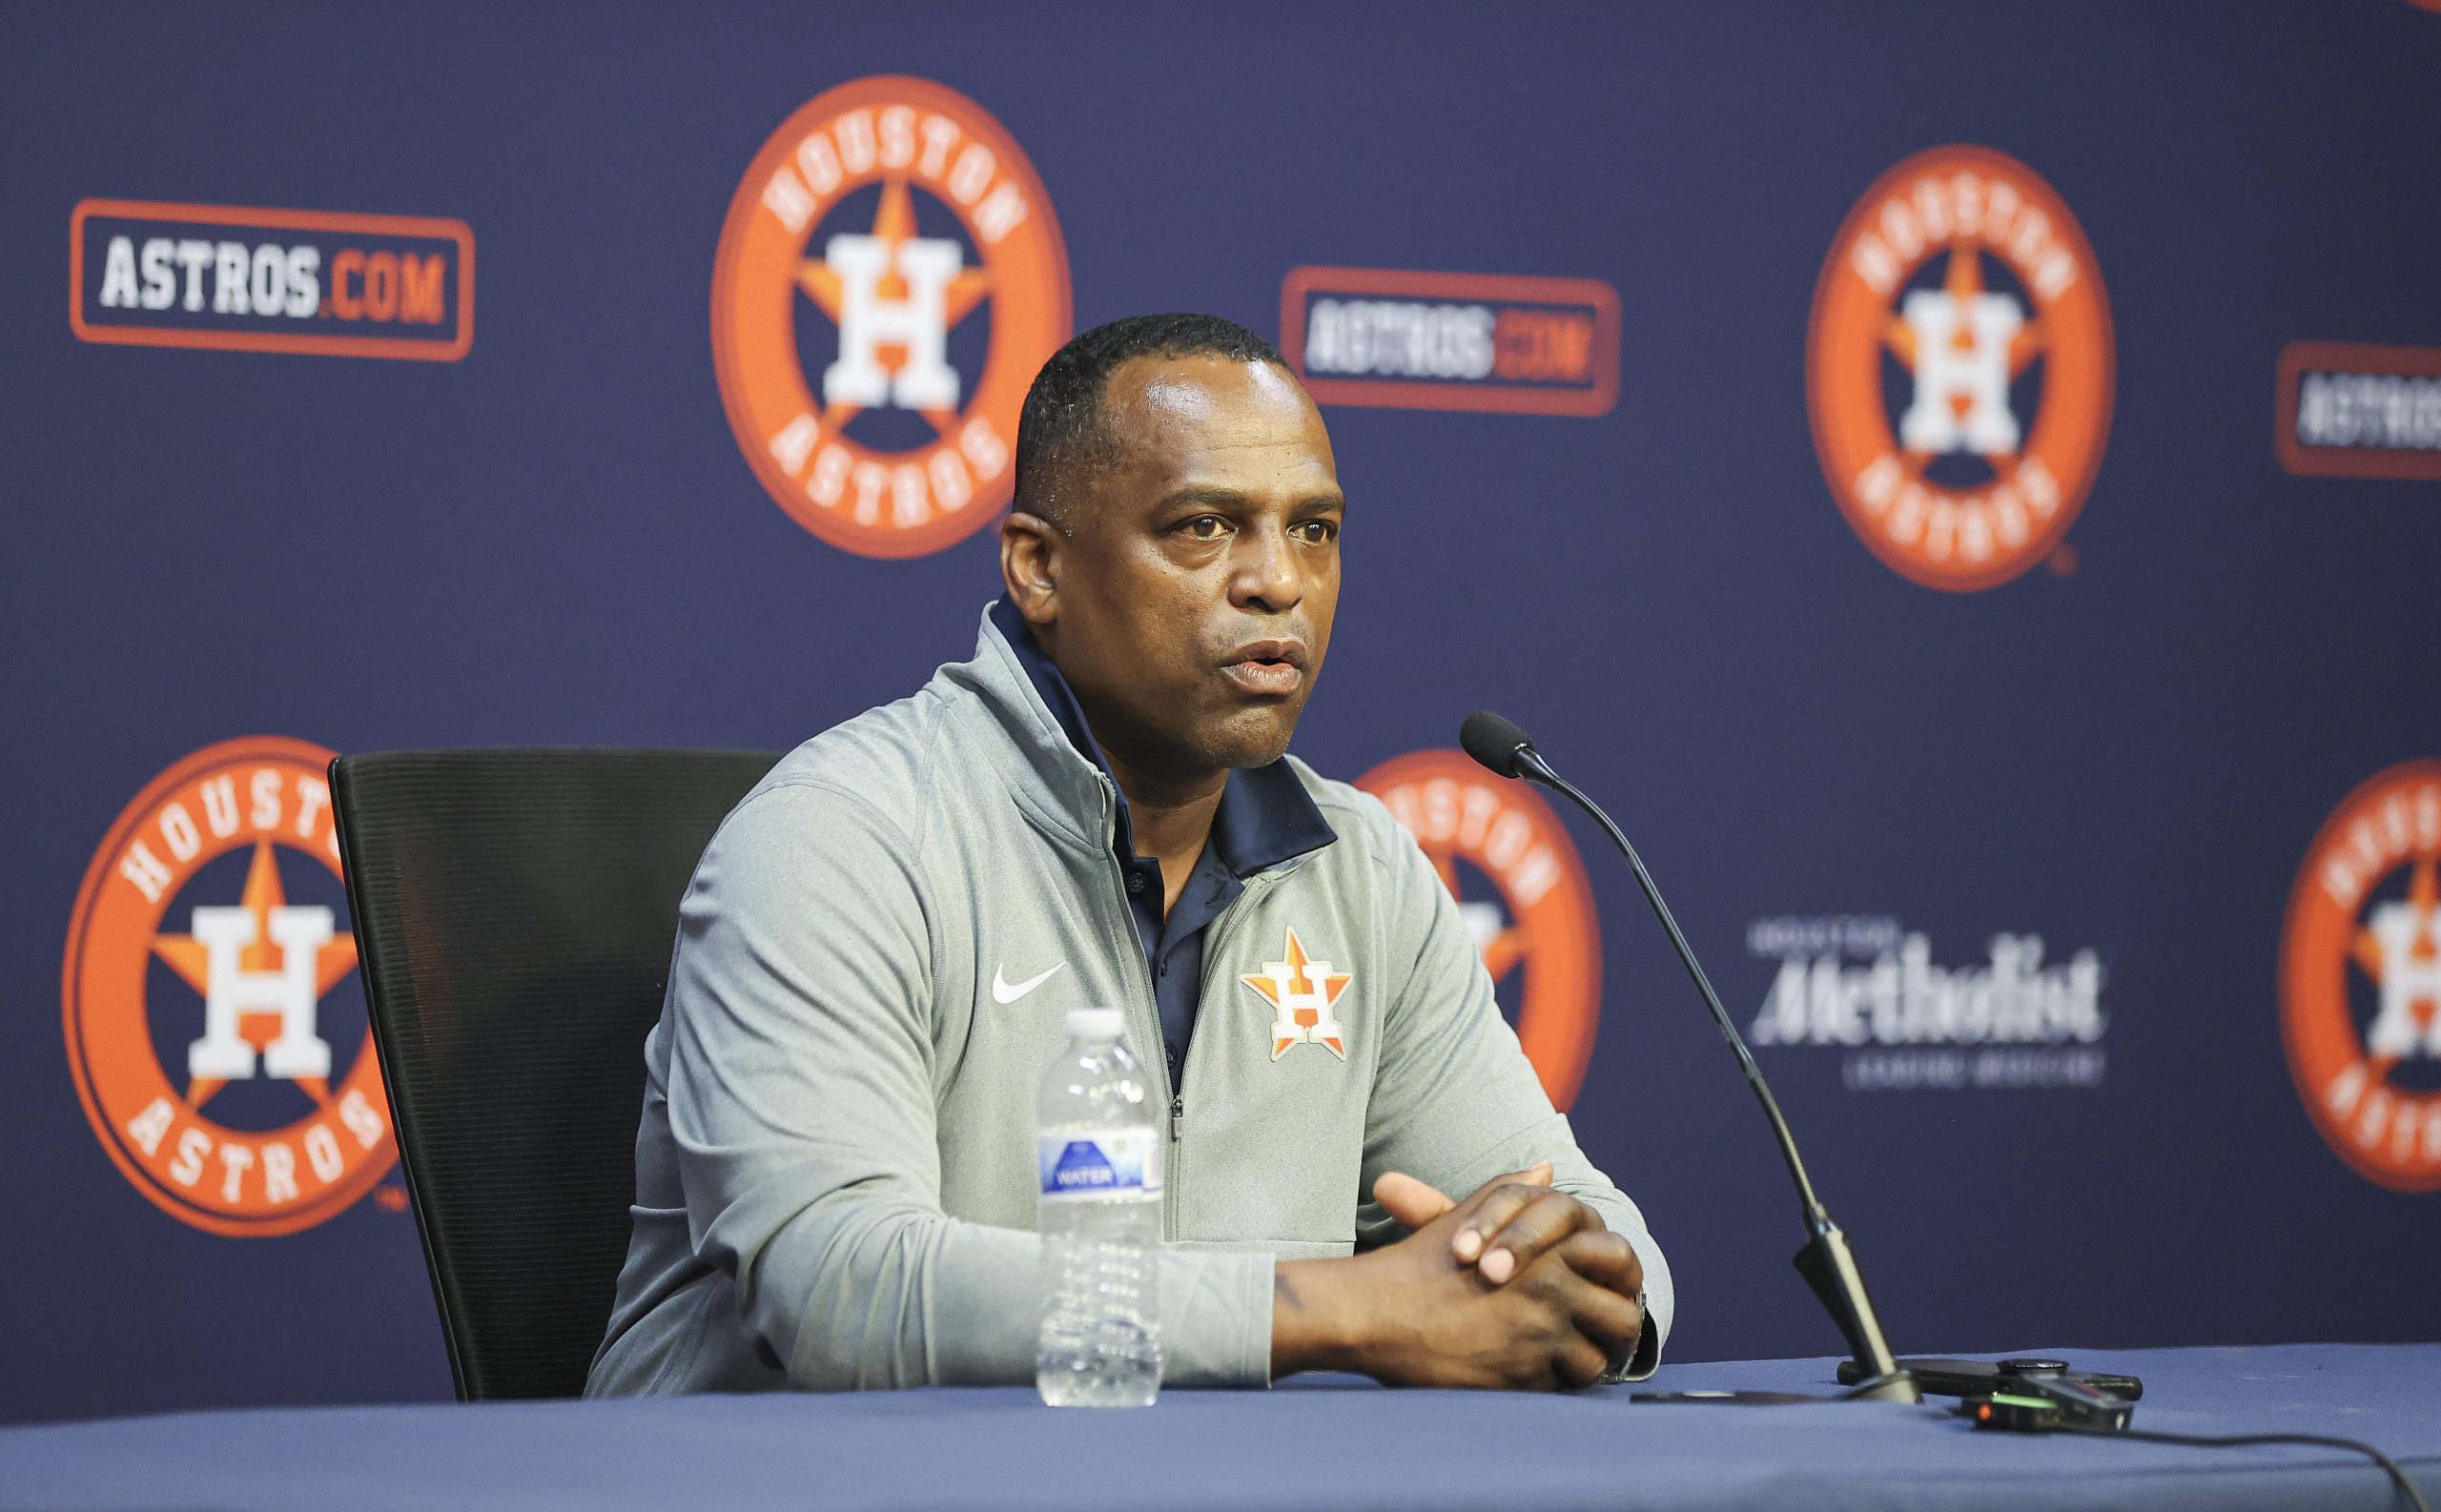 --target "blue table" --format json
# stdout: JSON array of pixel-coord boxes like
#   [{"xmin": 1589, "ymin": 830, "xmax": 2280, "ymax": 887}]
[{"xmin": 5, "ymin": 1344, "xmax": 2435, "ymax": 1511}]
